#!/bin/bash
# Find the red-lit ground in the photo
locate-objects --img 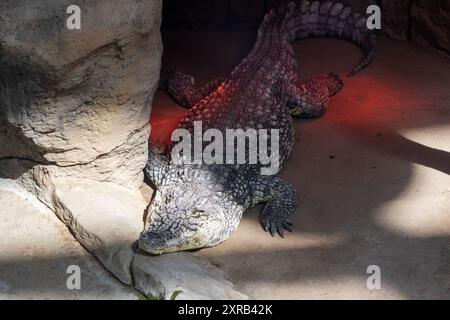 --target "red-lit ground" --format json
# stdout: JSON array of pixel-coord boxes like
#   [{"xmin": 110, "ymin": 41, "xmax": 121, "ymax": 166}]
[{"xmin": 151, "ymin": 30, "xmax": 450, "ymax": 299}]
